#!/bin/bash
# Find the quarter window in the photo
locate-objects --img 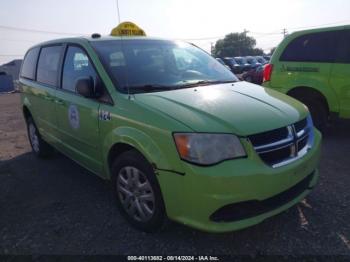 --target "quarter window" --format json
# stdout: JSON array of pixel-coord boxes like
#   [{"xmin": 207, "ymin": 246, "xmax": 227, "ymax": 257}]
[
  {"xmin": 280, "ymin": 31, "xmax": 337, "ymax": 63},
  {"xmin": 37, "ymin": 46, "xmax": 62, "ymax": 86},
  {"xmin": 336, "ymin": 30, "xmax": 350, "ymax": 63},
  {"xmin": 62, "ymin": 46, "xmax": 97, "ymax": 93},
  {"xmin": 20, "ymin": 47, "xmax": 40, "ymax": 80}
]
